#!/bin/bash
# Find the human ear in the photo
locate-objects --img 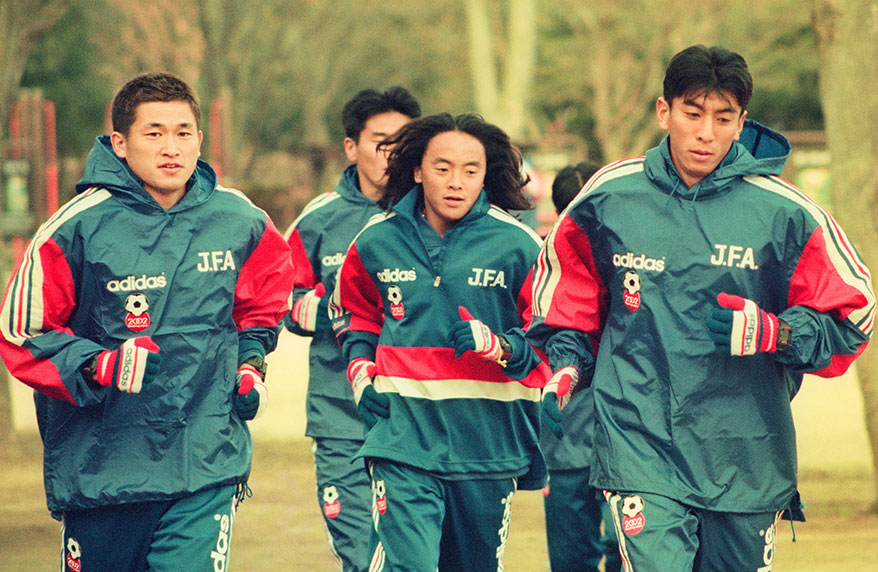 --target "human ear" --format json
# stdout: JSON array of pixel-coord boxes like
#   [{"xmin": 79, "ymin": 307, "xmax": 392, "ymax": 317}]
[
  {"xmin": 110, "ymin": 132, "xmax": 127, "ymax": 158},
  {"xmin": 343, "ymin": 137, "xmax": 358, "ymax": 163},
  {"xmin": 656, "ymin": 97, "xmax": 671, "ymax": 131},
  {"xmin": 734, "ymin": 110, "xmax": 747, "ymax": 141}
]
